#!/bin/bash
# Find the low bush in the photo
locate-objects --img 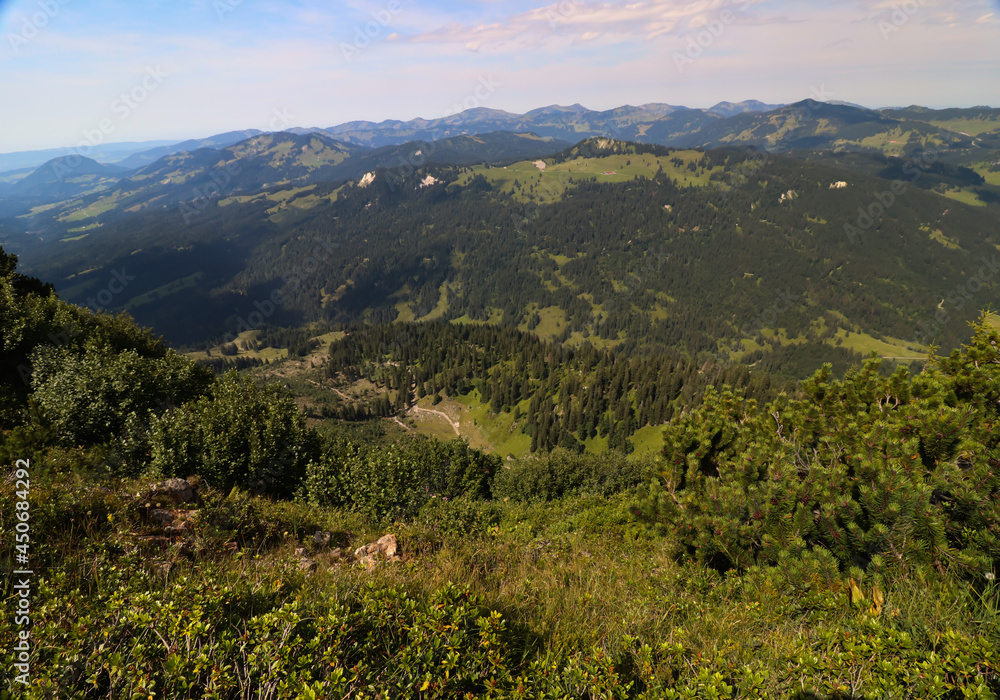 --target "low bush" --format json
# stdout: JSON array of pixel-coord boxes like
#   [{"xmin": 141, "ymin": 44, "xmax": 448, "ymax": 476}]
[
  {"xmin": 148, "ymin": 372, "xmax": 321, "ymax": 498},
  {"xmin": 493, "ymin": 450, "xmax": 652, "ymax": 502},
  {"xmin": 643, "ymin": 317, "xmax": 1000, "ymax": 578},
  {"xmin": 299, "ymin": 437, "xmax": 500, "ymax": 522}
]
